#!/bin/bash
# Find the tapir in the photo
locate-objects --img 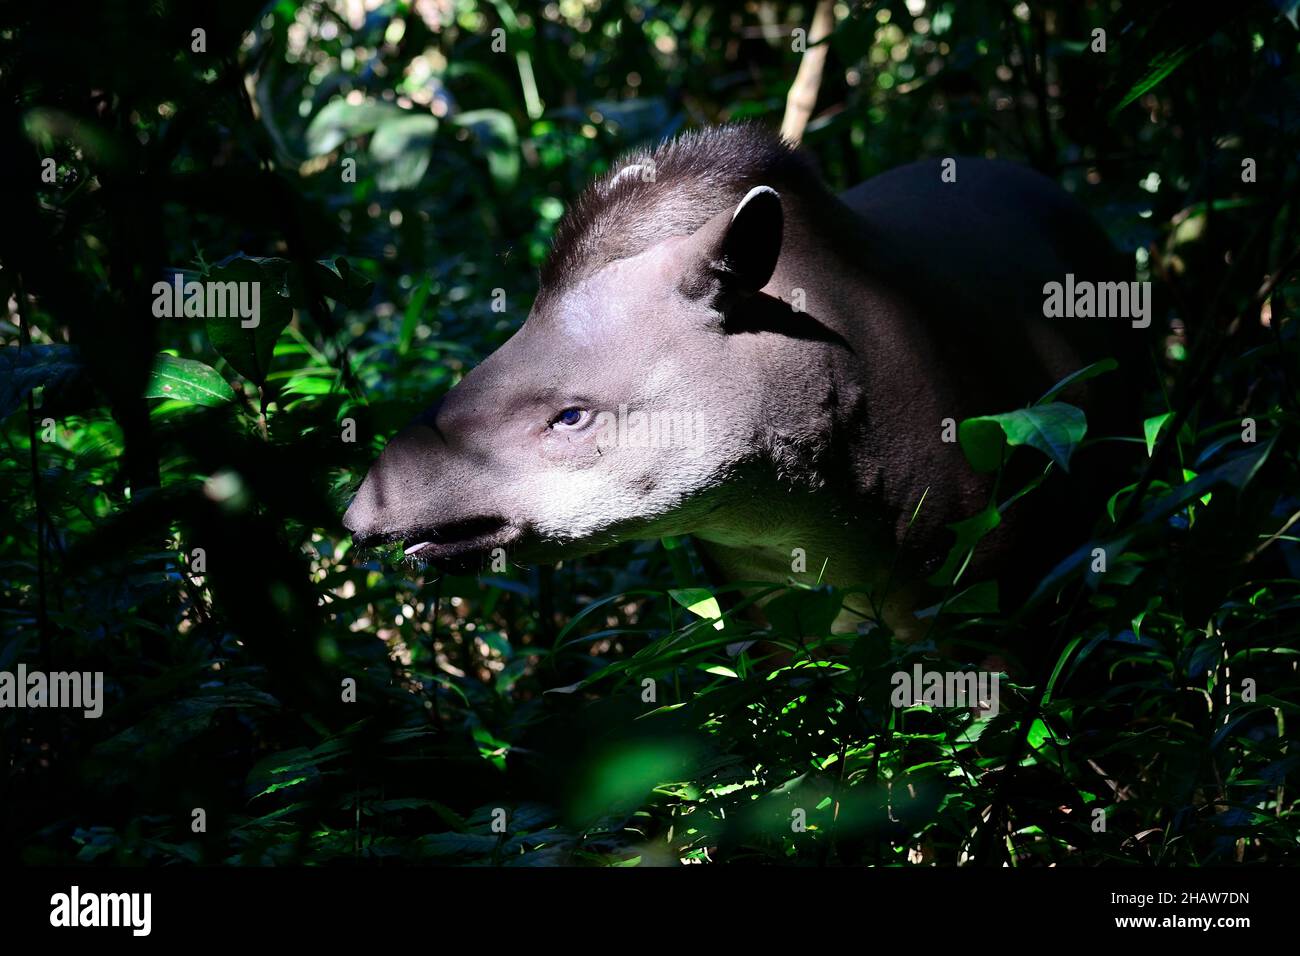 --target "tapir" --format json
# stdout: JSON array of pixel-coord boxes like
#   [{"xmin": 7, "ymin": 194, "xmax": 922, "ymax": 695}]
[{"xmin": 344, "ymin": 124, "xmax": 1140, "ymax": 640}]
